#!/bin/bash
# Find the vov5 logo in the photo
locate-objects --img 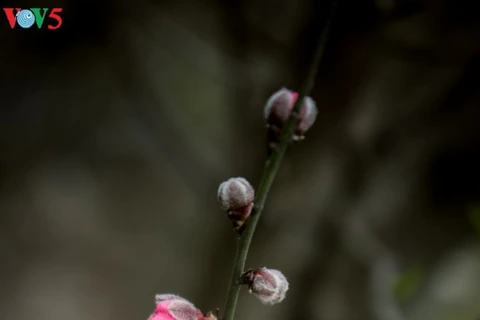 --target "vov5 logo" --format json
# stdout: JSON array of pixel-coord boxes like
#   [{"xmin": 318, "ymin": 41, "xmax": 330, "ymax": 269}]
[{"xmin": 3, "ymin": 8, "xmax": 63, "ymax": 30}]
